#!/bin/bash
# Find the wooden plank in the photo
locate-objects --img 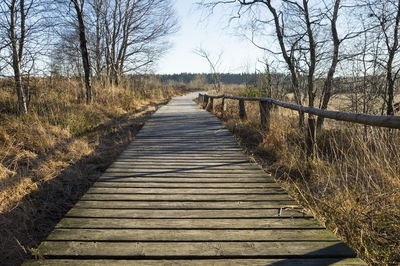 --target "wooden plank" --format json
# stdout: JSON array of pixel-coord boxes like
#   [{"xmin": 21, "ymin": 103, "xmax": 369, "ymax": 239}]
[
  {"xmin": 116, "ymin": 157, "xmax": 250, "ymax": 161},
  {"xmin": 123, "ymin": 150, "xmax": 245, "ymax": 154},
  {"xmin": 126, "ymin": 145, "xmax": 243, "ymax": 149},
  {"xmin": 107, "ymin": 164, "xmax": 261, "ymax": 170},
  {"xmin": 99, "ymin": 172, "xmax": 269, "ymax": 178},
  {"xmin": 127, "ymin": 141, "xmax": 238, "ymax": 145},
  {"xmin": 116, "ymin": 156, "xmax": 250, "ymax": 159},
  {"xmin": 127, "ymin": 141, "xmax": 239, "ymax": 144},
  {"xmin": 47, "ymin": 228, "xmax": 338, "ymax": 241},
  {"xmin": 110, "ymin": 160, "xmax": 253, "ymax": 164},
  {"xmin": 117, "ymin": 156, "xmax": 248, "ymax": 160},
  {"xmin": 133, "ymin": 131, "xmax": 217, "ymax": 135},
  {"xmin": 118, "ymin": 154, "xmax": 249, "ymax": 157},
  {"xmin": 127, "ymin": 142, "xmax": 240, "ymax": 145},
  {"xmin": 74, "ymin": 200, "xmax": 299, "ymax": 209},
  {"xmin": 127, "ymin": 146, "xmax": 241, "ymax": 149},
  {"xmin": 80, "ymin": 193, "xmax": 293, "ymax": 201},
  {"xmin": 129, "ymin": 135, "xmax": 235, "ymax": 138},
  {"xmin": 65, "ymin": 209, "xmax": 306, "ymax": 218},
  {"xmin": 56, "ymin": 218, "xmax": 325, "ymax": 229},
  {"xmin": 36, "ymin": 241, "xmax": 356, "ymax": 258},
  {"xmin": 97, "ymin": 177, "xmax": 271, "ymax": 183},
  {"xmin": 109, "ymin": 160, "xmax": 253, "ymax": 164},
  {"xmin": 118, "ymin": 152, "xmax": 244, "ymax": 155},
  {"xmin": 105, "ymin": 168, "xmax": 264, "ymax": 173},
  {"xmin": 86, "ymin": 187, "xmax": 286, "ymax": 194},
  {"xmin": 134, "ymin": 134, "xmax": 234, "ymax": 137},
  {"xmin": 23, "ymin": 258, "xmax": 367, "ymax": 265},
  {"xmin": 122, "ymin": 149, "xmax": 245, "ymax": 153},
  {"xmin": 91, "ymin": 182, "xmax": 281, "ymax": 188}
]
